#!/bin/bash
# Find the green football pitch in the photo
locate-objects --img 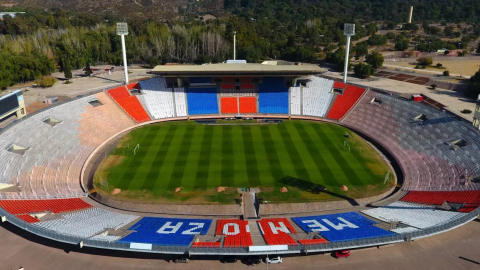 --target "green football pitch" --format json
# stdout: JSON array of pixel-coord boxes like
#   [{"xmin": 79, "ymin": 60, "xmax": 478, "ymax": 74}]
[{"xmin": 95, "ymin": 120, "xmax": 392, "ymax": 203}]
